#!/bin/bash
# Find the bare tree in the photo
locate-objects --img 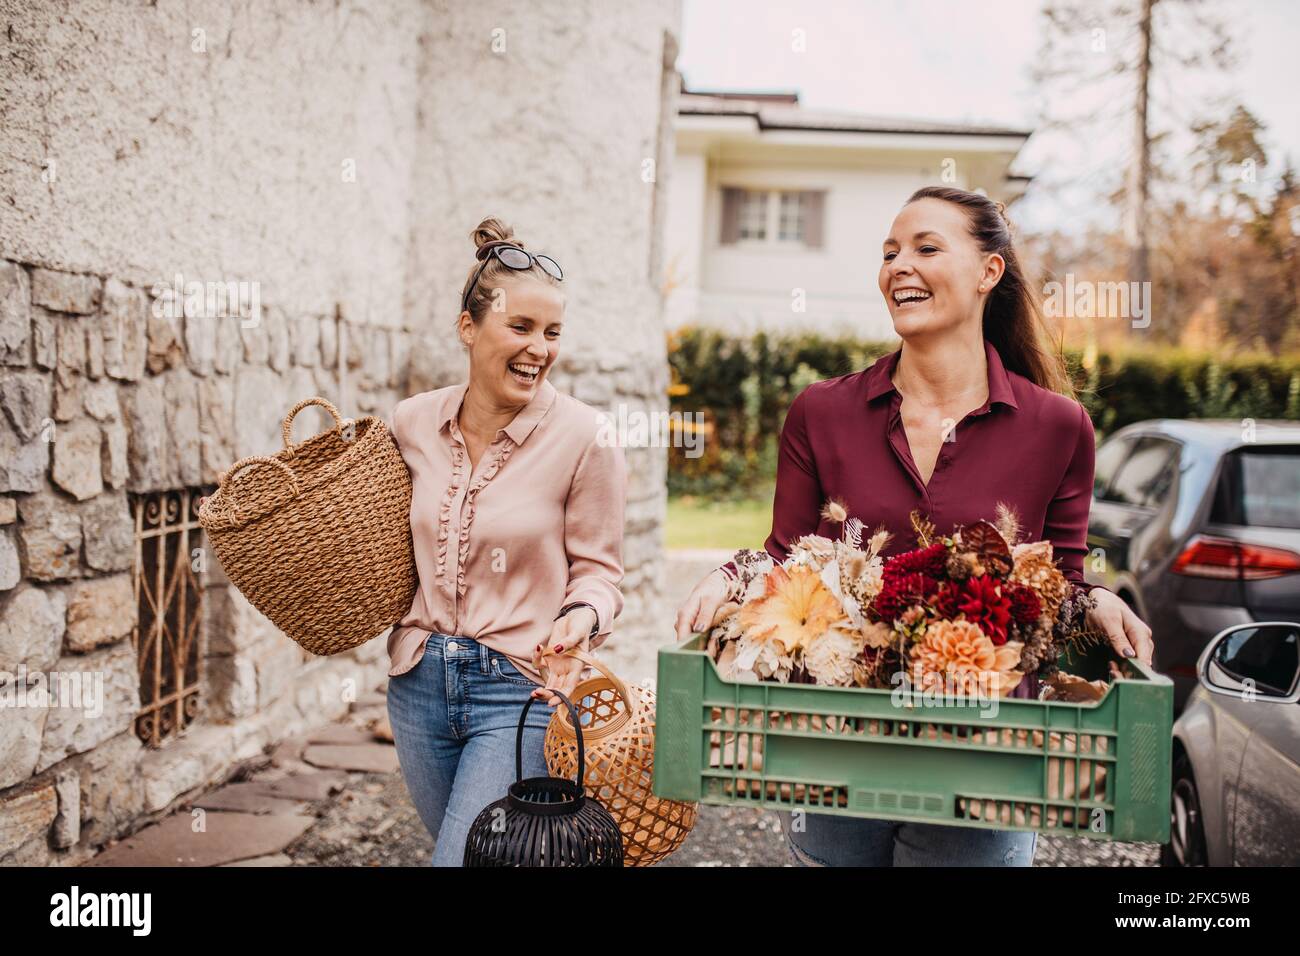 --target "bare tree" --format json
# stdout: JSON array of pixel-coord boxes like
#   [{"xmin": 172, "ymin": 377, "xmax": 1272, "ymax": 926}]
[
  {"xmin": 1033, "ymin": 0, "xmax": 1235, "ymax": 293},
  {"xmin": 1123, "ymin": 0, "xmax": 1153, "ymax": 286}
]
